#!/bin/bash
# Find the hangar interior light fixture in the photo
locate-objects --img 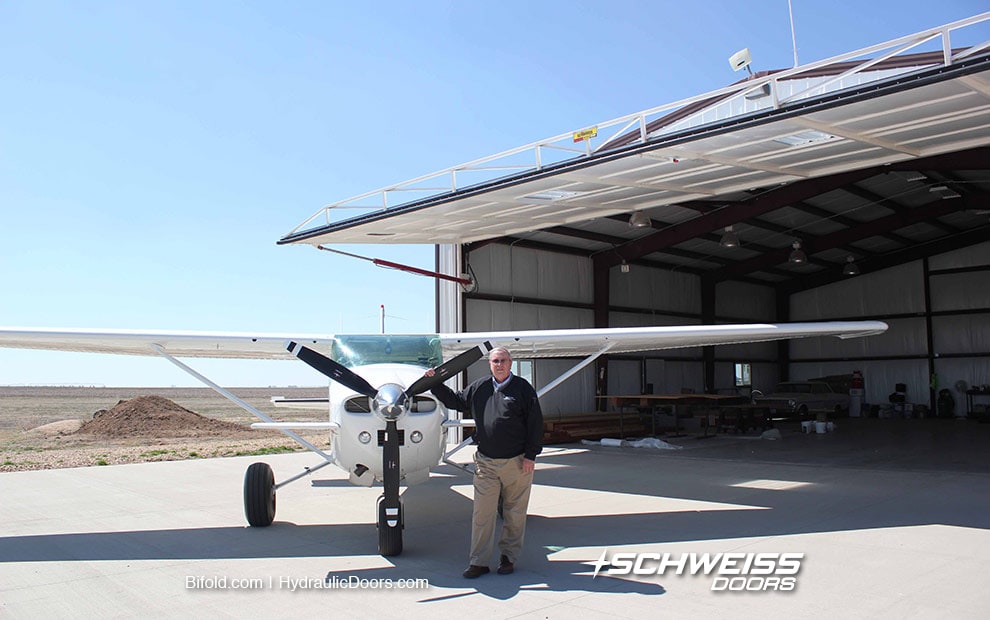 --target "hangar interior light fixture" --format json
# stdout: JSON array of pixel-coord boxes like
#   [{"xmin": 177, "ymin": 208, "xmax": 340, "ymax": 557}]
[
  {"xmin": 629, "ymin": 212, "xmax": 651, "ymax": 228},
  {"xmin": 788, "ymin": 240, "xmax": 807, "ymax": 264},
  {"xmin": 720, "ymin": 225, "xmax": 740, "ymax": 248},
  {"xmin": 843, "ymin": 255, "xmax": 860, "ymax": 276}
]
